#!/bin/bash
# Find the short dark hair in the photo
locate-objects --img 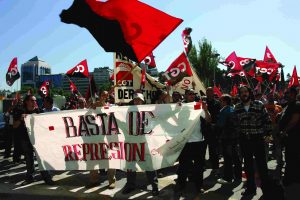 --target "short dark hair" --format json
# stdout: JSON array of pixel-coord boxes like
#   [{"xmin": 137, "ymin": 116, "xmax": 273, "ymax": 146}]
[
  {"xmin": 44, "ymin": 96, "xmax": 53, "ymax": 104},
  {"xmin": 238, "ymin": 85, "xmax": 253, "ymax": 96},
  {"xmin": 220, "ymin": 94, "xmax": 231, "ymax": 105}
]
